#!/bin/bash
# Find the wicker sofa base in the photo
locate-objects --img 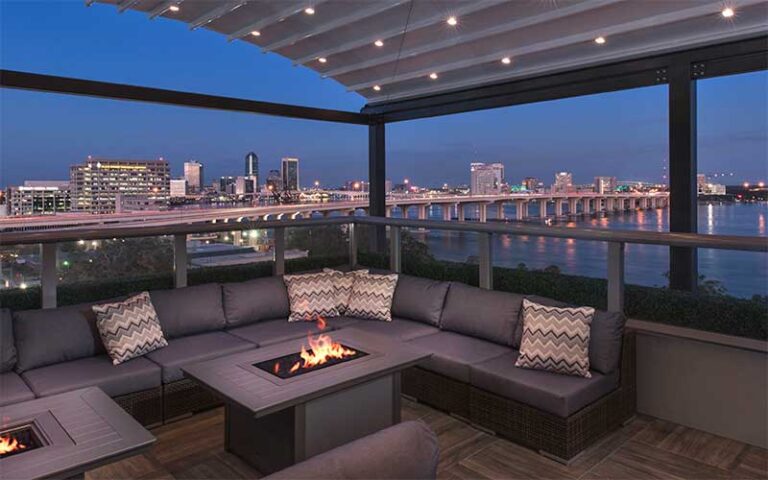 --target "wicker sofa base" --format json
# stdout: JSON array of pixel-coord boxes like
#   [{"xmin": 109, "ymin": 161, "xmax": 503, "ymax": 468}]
[
  {"xmin": 163, "ymin": 378, "xmax": 223, "ymax": 422},
  {"xmin": 402, "ymin": 366, "xmax": 470, "ymax": 419},
  {"xmin": 113, "ymin": 386, "xmax": 163, "ymax": 427}
]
